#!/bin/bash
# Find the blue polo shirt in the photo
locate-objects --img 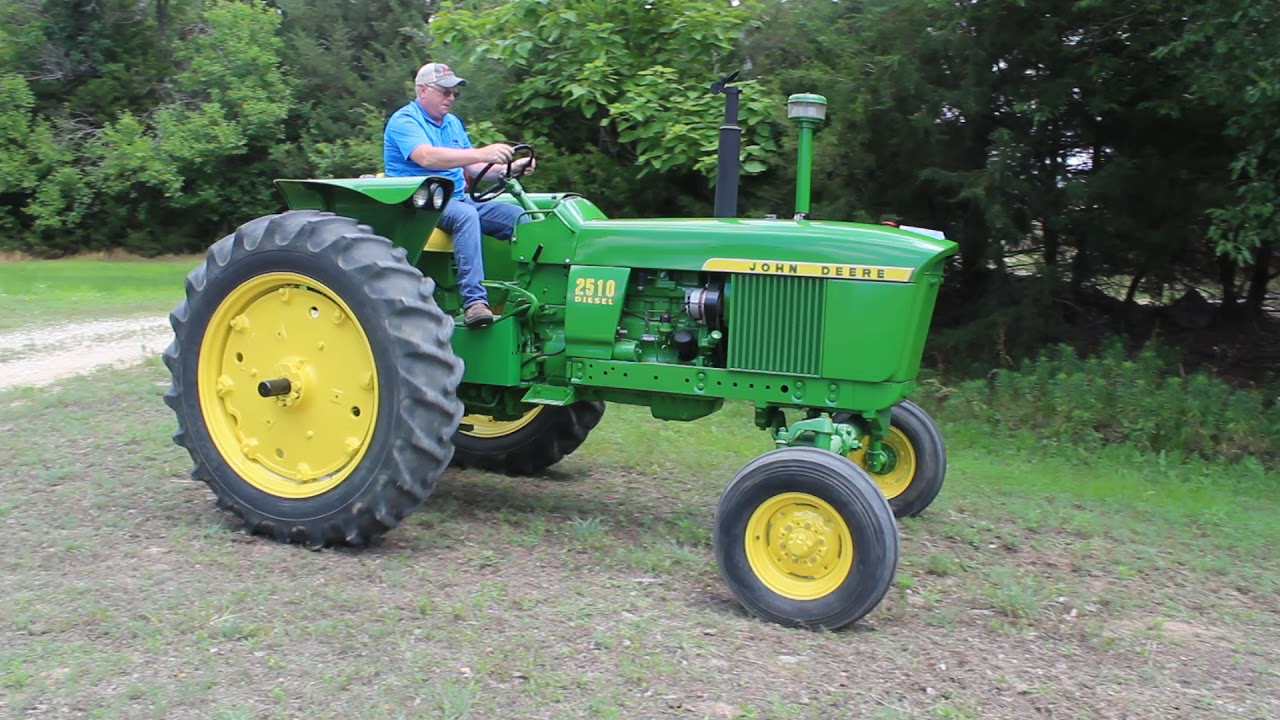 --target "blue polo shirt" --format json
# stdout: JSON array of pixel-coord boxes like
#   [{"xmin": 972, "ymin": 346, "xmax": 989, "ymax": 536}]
[{"xmin": 383, "ymin": 100, "xmax": 472, "ymax": 197}]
